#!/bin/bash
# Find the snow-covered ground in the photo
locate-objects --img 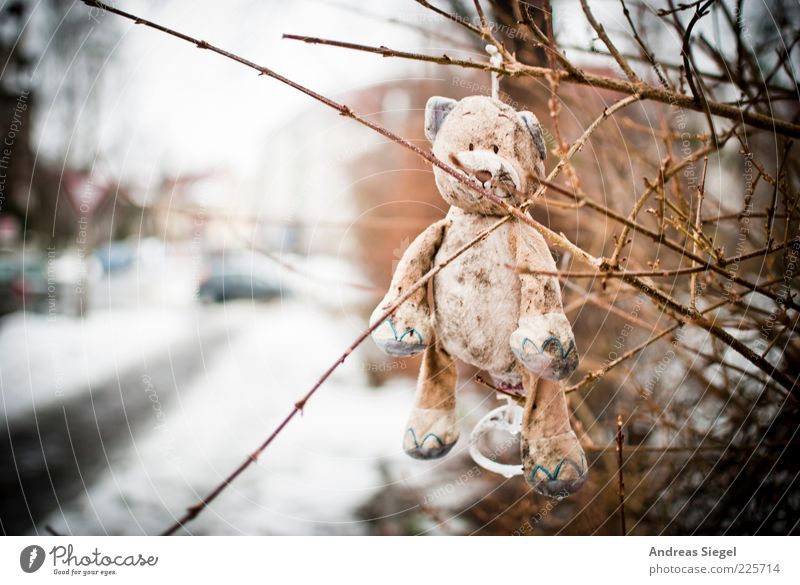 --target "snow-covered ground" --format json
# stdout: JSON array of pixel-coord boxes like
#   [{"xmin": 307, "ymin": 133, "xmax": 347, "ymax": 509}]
[
  {"xmin": 0, "ymin": 308, "xmax": 194, "ymax": 420},
  {"xmin": 36, "ymin": 299, "xmax": 416, "ymax": 535},
  {"xmin": 0, "ymin": 247, "xmax": 500, "ymax": 535},
  {"xmin": 0, "ymin": 248, "xmax": 484, "ymax": 535}
]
